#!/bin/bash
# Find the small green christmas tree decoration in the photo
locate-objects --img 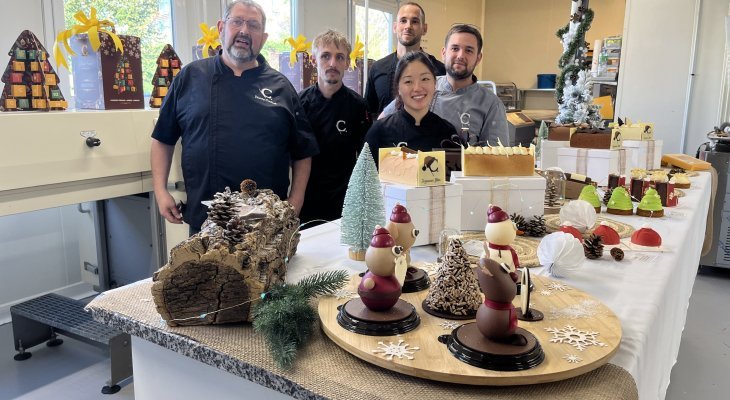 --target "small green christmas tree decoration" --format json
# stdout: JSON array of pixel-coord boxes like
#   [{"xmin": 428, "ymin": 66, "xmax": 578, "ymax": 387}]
[
  {"xmin": 554, "ymin": 0, "xmax": 601, "ymax": 127},
  {"xmin": 253, "ymin": 270, "xmax": 349, "ymax": 369},
  {"xmin": 341, "ymin": 143, "xmax": 385, "ymax": 260}
]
